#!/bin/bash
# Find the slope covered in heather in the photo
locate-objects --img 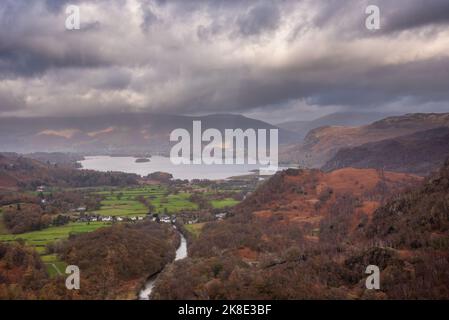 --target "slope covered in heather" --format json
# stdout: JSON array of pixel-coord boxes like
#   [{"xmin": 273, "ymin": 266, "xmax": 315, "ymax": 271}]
[{"xmin": 151, "ymin": 164, "xmax": 449, "ymax": 299}]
